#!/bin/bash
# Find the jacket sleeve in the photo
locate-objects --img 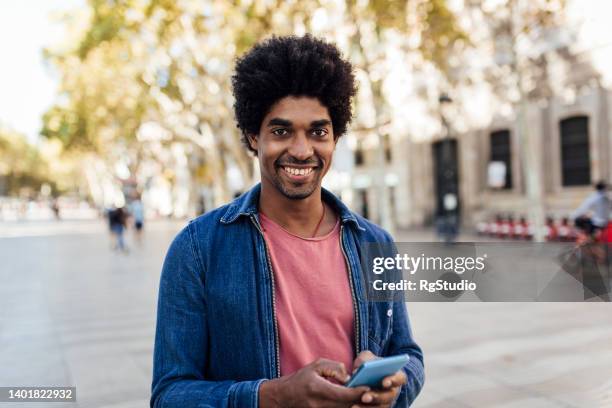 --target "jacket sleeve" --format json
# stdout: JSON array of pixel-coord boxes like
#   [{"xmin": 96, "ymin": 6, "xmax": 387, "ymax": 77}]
[{"xmin": 151, "ymin": 224, "xmax": 264, "ymax": 408}]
